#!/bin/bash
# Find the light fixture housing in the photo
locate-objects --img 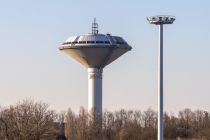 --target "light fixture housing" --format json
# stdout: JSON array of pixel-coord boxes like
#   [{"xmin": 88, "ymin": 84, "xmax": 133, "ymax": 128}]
[{"xmin": 147, "ymin": 15, "xmax": 175, "ymax": 25}]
